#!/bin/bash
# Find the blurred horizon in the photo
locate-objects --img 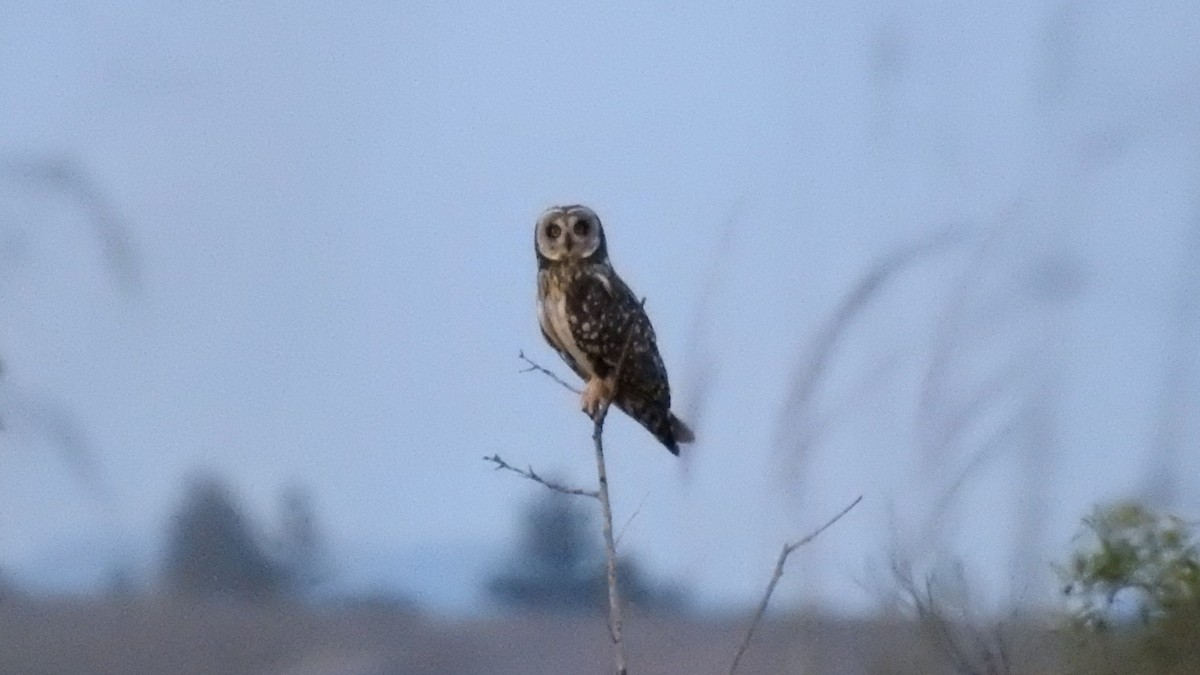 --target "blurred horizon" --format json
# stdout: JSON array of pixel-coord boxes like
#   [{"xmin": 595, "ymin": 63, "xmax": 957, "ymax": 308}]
[{"xmin": 1, "ymin": 0, "xmax": 1199, "ymax": 622}]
